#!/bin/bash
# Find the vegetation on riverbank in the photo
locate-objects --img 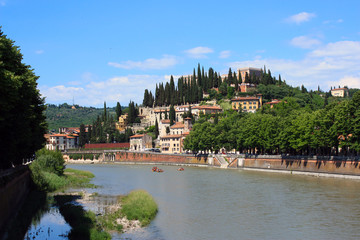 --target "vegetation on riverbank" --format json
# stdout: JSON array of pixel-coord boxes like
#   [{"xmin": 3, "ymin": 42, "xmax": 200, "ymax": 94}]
[
  {"xmin": 30, "ymin": 149, "xmax": 96, "ymax": 192},
  {"xmin": 121, "ymin": 190, "xmax": 158, "ymax": 226}
]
